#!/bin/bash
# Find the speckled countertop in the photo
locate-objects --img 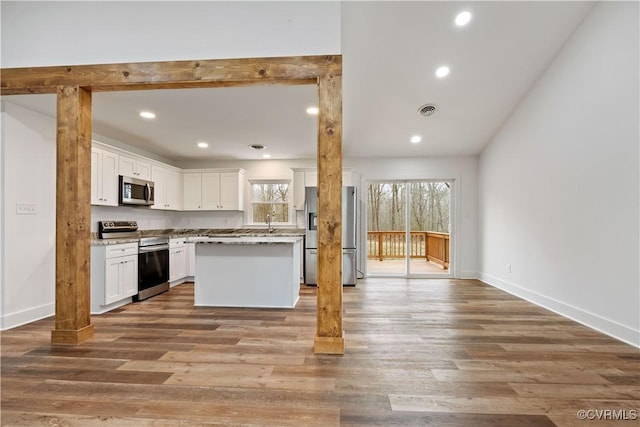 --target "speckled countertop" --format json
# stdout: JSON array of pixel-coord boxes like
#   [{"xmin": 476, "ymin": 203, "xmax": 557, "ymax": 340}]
[
  {"xmin": 91, "ymin": 228, "xmax": 305, "ymax": 246},
  {"xmin": 194, "ymin": 236, "xmax": 303, "ymax": 245}
]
